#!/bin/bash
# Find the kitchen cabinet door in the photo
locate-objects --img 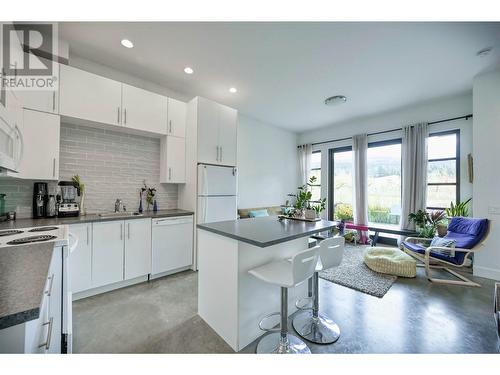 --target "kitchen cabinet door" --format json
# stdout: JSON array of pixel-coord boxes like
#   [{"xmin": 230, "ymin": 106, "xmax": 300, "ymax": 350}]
[
  {"xmin": 167, "ymin": 98, "xmax": 186, "ymax": 138},
  {"xmin": 197, "ymin": 97, "xmax": 220, "ymax": 165},
  {"xmin": 59, "ymin": 64, "xmax": 122, "ymax": 126},
  {"xmin": 217, "ymin": 104, "xmax": 237, "ymax": 166},
  {"xmin": 92, "ymin": 221, "xmax": 124, "ymax": 288},
  {"xmin": 124, "ymin": 218, "xmax": 152, "ymax": 280},
  {"xmin": 160, "ymin": 135, "xmax": 185, "ymax": 183},
  {"xmin": 15, "ymin": 57, "xmax": 59, "ymax": 114},
  {"xmin": 47, "ymin": 246, "xmax": 62, "ymax": 354},
  {"xmin": 69, "ymin": 224, "xmax": 92, "ymax": 294},
  {"xmin": 122, "ymin": 84, "xmax": 167, "ymax": 135},
  {"xmin": 16, "ymin": 109, "xmax": 60, "ymax": 180}
]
